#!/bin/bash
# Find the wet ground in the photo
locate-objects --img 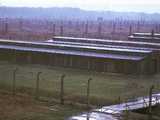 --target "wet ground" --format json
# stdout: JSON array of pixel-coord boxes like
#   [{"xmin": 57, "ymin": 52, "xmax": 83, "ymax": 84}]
[{"xmin": 68, "ymin": 93, "xmax": 160, "ymax": 120}]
